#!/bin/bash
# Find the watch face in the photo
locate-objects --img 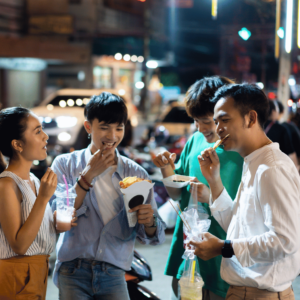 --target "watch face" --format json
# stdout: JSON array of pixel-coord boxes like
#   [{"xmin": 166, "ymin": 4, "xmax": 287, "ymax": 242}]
[{"xmin": 222, "ymin": 247, "xmax": 233, "ymax": 258}]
